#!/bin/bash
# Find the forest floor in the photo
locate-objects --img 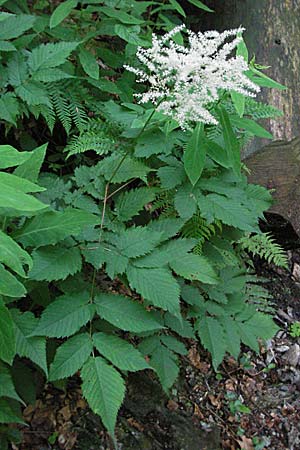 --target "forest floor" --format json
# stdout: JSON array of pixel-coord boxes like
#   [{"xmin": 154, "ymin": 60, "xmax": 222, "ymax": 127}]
[{"xmin": 13, "ymin": 245, "xmax": 300, "ymax": 450}]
